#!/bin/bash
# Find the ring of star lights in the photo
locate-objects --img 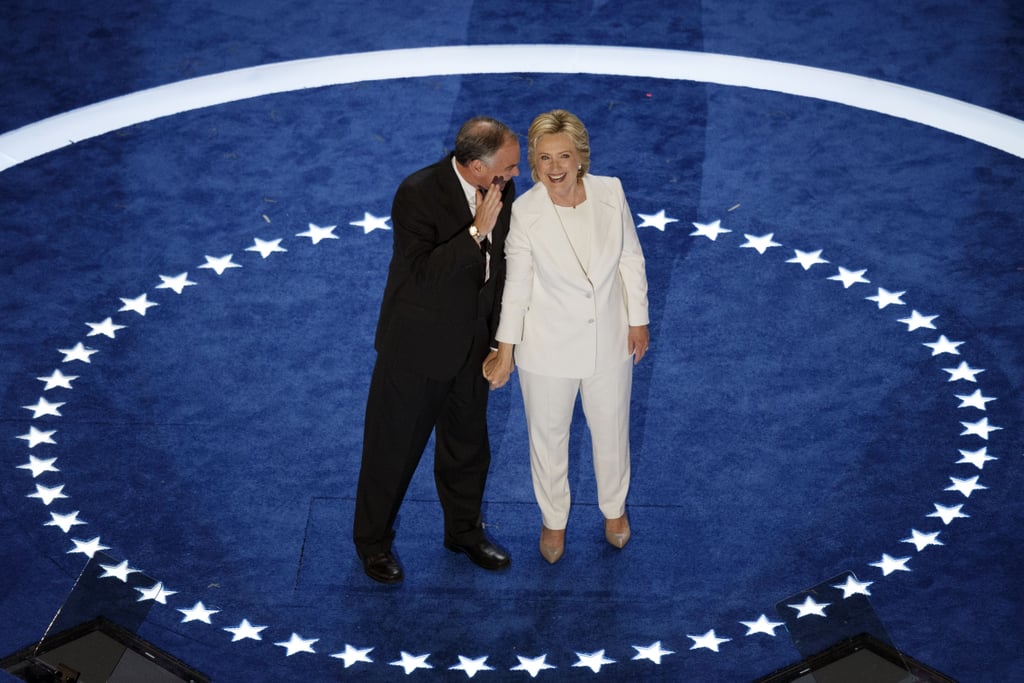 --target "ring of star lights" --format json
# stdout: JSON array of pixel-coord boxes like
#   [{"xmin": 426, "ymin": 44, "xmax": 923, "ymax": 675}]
[
  {"xmin": 10, "ymin": 49, "xmax": 1012, "ymax": 675},
  {"xmin": 15, "ymin": 214, "xmax": 1003, "ymax": 675}
]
